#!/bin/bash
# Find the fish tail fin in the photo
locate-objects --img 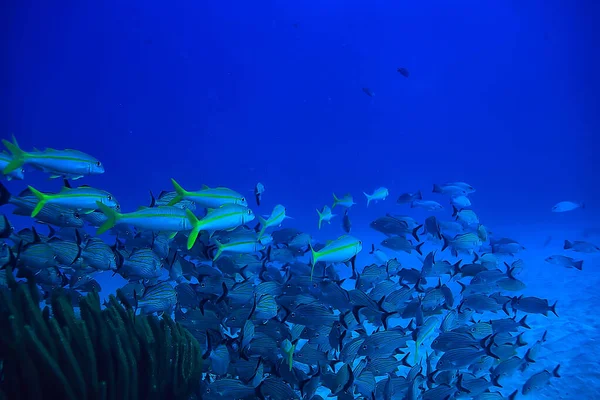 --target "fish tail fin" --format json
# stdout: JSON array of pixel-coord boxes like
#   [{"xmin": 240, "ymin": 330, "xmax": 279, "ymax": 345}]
[
  {"xmin": 257, "ymin": 215, "xmax": 268, "ymax": 238},
  {"xmin": 28, "ymin": 186, "xmax": 50, "ymax": 218},
  {"xmin": 316, "ymin": 208, "xmax": 323, "ymax": 230},
  {"xmin": 550, "ymin": 301, "xmax": 559, "ymax": 317},
  {"xmin": 168, "ymin": 178, "xmax": 188, "ymax": 206},
  {"xmin": 414, "ymin": 242, "xmax": 424, "ymax": 256},
  {"xmin": 332, "ymin": 193, "xmax": 339, "ymax": 209},
  {"xmin": 563, "ymin": 240, "xmax": 572, "ymax": 249},
  {"xmin": 0, "ymin": 182, "xmax": 11, "ymax": 206},
  {"xmin": 574, "ymin": 260, "xmax": 583, "ymax": 270},
  {"xmin": 432, "ymin": 183, "xmax": 441, "ymax": 193},
  {"xmin": 363, "ymin": 192, "xmax": 372, "ymax": 207},
  {"xmin": 309, "ymin": 241, "xmax": 318, "ymax": 281},
  {"xmin": 212, "ymin": 239, "xmax": 224, "ymax": 261},
  {"xmin": 185, "ymin": 209, "xmax": 201, "ymax": 250},
  {"xmin": 96, "ymin": 201, "xmax": 121, "ymax": 235},
  {"xmin": 1, "ymin": 137, "xmax": 27, "ymax": 175},
  {"xmin": 441, "ymin": 234, "xmax": 450, "ymax": 252}
]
